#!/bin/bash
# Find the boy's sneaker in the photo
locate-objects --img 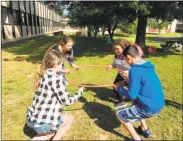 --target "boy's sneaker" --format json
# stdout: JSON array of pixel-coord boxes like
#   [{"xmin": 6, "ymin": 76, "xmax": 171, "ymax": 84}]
[
  {"xmin": 114, "ymin": 101, "xmax": 127, "ymax": 109},
  {"xmin": 137, "ymin": 126, "xmax": 151, "ymax": 138}
]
